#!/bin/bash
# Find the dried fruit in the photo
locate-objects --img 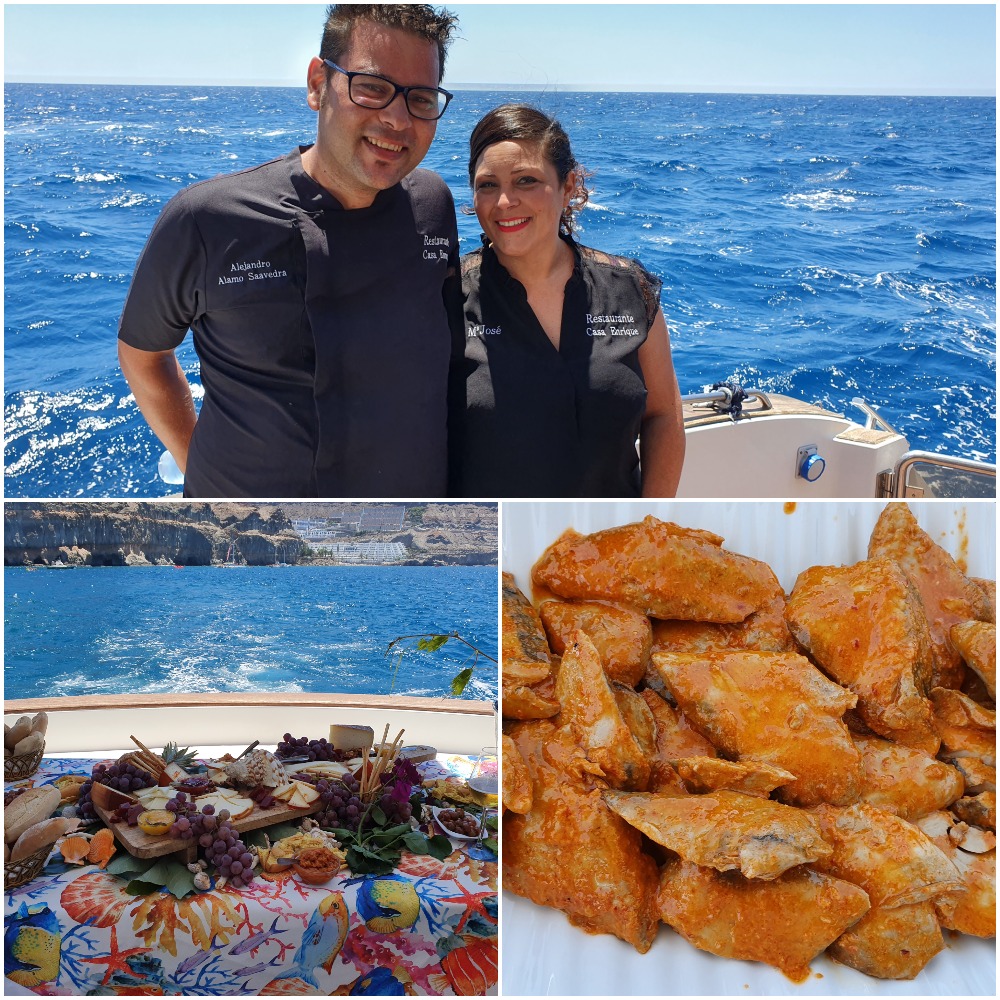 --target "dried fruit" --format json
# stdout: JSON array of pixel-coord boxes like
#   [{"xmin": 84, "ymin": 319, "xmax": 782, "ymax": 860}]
[{"xmin": 137, "ymin": 810, "xmax": 174, "ymax": 836}]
